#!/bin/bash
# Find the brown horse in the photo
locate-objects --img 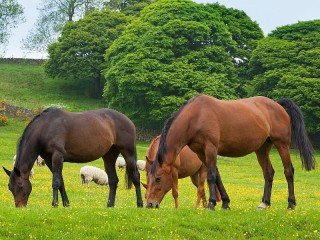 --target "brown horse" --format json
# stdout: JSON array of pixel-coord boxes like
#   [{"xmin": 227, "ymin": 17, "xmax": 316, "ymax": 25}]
[
  {"xmin": 146, "ymin": 95, "xmax": 316, "ymax": 210},
  {"xmin": 3, "ymin": 107, "xmax": 143, "ymax": 208},
  {"xmin": 143, "ymin": 136, "xmax": 221, "ymax": 208}
]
